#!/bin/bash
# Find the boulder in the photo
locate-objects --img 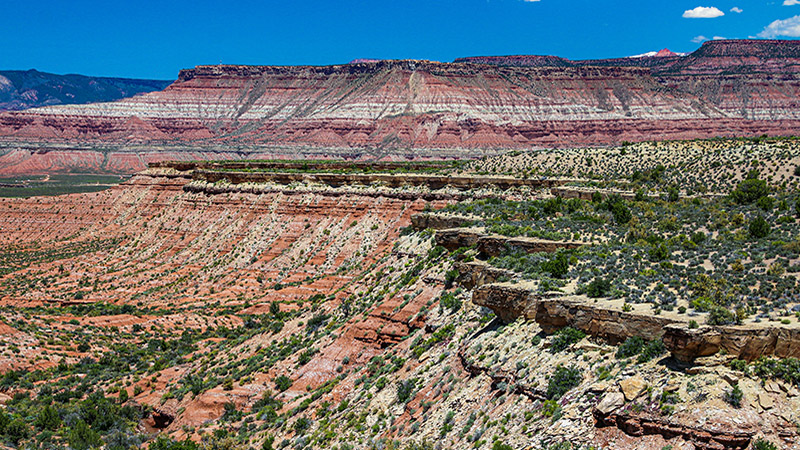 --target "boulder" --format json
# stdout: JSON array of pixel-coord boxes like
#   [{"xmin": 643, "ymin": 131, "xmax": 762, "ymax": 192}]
[
  {"xmin": 618, "ymin": 376, "xmax": 647, "ymax": 401},
  {"xmin": 596, "ymin": 390, "xmax": 625, "ymax": 415}
]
